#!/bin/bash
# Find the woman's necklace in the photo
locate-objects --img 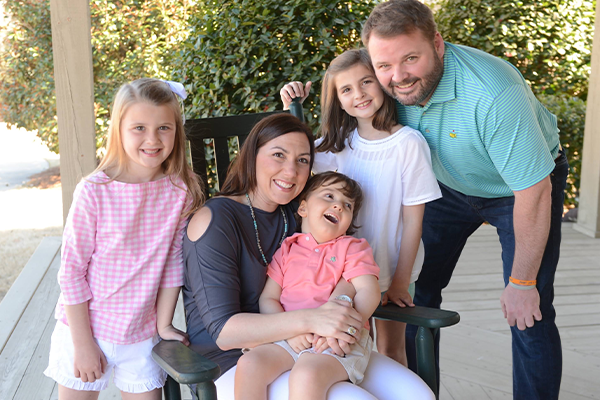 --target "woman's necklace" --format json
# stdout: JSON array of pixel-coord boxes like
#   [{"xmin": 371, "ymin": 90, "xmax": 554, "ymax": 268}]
[{"xmin": 245, "ymin": 193, "xmax": 288, "ymax": 266}]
